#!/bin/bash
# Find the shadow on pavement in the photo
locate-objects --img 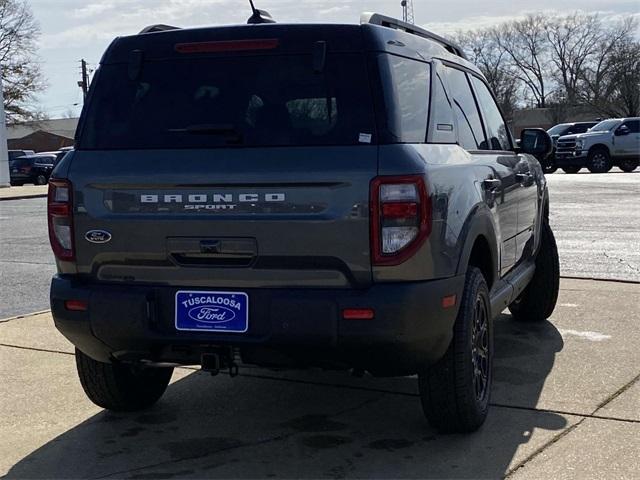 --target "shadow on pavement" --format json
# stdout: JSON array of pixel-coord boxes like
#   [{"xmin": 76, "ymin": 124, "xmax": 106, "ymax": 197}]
[{"xmin": 6, "ymin": 314, "xmax": 565, "ymax": 479}]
